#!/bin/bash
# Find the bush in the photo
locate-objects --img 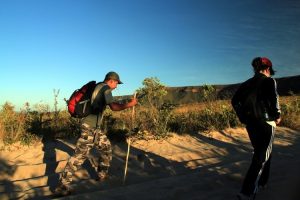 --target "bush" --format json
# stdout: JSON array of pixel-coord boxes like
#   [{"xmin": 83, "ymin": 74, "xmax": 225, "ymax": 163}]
[
  {"xmin": 0, "ymin": 99, "xmax": 82, "ymax": 145},
  {"xmin": 169, "ymin": 104, "xmax": 240, "ymax": 134},
  {"xmin": 280, "ymin": 96, "xmax": 300, "ymax": 130},
  {"xmin": 136, "ymin": 77, "xmax": 175, "ymax": 138},
  {"xmin": 0, "ymin": 102, "xmax": 39, "ymax": 145}
]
